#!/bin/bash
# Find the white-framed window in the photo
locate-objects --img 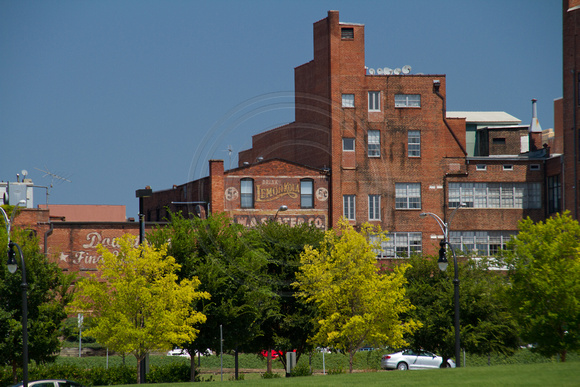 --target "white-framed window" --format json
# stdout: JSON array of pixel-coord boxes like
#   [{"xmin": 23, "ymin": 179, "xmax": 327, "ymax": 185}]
[
  {"xmin": 476, "ymin": 164, "xmax": 487, "ymax": 171},
  {"xmin": 449, "ymin": 230, "xmax": 517, "ymax": 256},
  {"xmin": 395, "ymin": 94, "xmax": 421, "ymax": 107},
  {"xmin": 408, "ymin": 130, "xmax": 420, "ymax": 157},
  {"xmin": 503, "ymin": 164, "xmax": 513, "ymax": 171},
  {"xmin": 342, "ymin": 94, "xmax": 355, "ymax": 108},
  {"xmin": 300, "ymin": 179, "xmax": 314, "ymax": 208},
  {"xmin": 343, "ymin": 195, "xmax": 356, "ymax": 220},
  {"xmin": 448, "ymin": 182, "xmax": 541, "ymax": 209},
  {"xmin": 395, "ymin": 183, "xmax": 421, "ymax": 209},
  {"xmin": 370, "ymin": 232, "xmax": 422, "ymax": 258},
  {"xmin": 343, "ymin": 138, "xmax": 355, "ymax": 151},
  {"xmin": 368, "ymin": 194, "xmax": 381, "ymax": 220},
  {"xmin": 368, "ymin": 91, "xmax": 381, "ymax": 111},
  {"xmin": 368, "ymin": 130, "xmax": 380, "ymax": 157},
  {"xmin": 240, "ymin": 178, "xmax": 254, "ymax": 208}
]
